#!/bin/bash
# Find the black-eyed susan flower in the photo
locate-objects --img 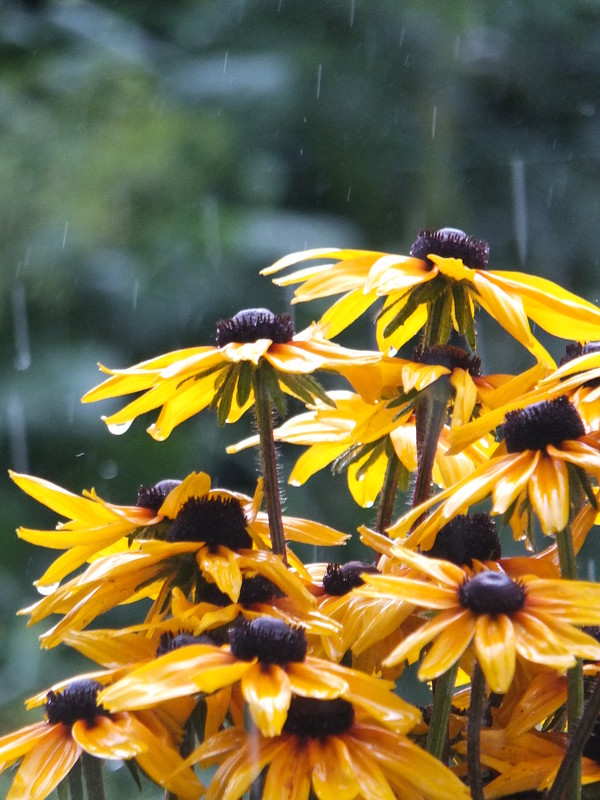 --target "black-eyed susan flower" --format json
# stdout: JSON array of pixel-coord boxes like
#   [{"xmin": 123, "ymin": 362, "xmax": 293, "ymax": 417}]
[
  {"xmin": 82, "ymin": 309, "xmax": 381, "ymax": 438},
  {"xmin": 98, "ymin": 617, "xmax": 421, "ymax": 737},
  {"xmin": 392, "ymin": 396, "xmax": 600, "ymax": 548},
  {"xmin": 184, "ymin": 697, "xmax": 470, "ymax": 800},
  {"xmin": 263, "ymin": 229, "xmax": 600, "ymax": 365},
  {"xmin": 358, "ymin": 541, "xmax": 600, "ymax": 694},
  {"xmin": 0, "ymin": 678, "xmax": 203, "ymax": 800}
]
